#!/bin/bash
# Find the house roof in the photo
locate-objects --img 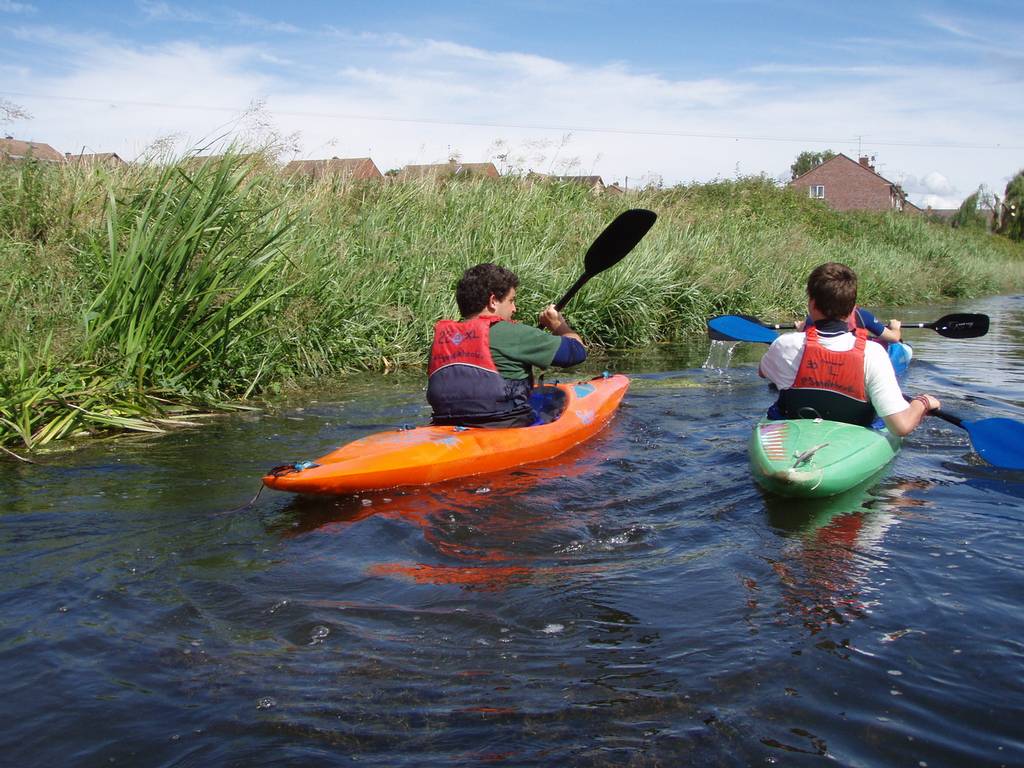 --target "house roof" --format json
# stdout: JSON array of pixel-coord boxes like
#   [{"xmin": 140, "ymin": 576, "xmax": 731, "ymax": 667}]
[
  {"xmin": 397, "ymin": 161, "xmax": 499, "ymax": 180},
  {"xmin": 283, "ymin": 156, "xmax": 382, "ymax": 180},
  {"xmin": 185, "ymin": 152, "xmax": 260, "ymax": 165},
  {"xmin": 66, "ymin": 152, "xmax": 126, "ymax": 165},
  {"xmin": 791, "ymin": 152, "xmax": 900, "ymax": 188},
  {"xmin": 0, "ymin": 137, "xmax": 65, "ymax": 163},
  {"xmin": 550, "ymin": 175, "xmax": 605, "ymax": 187}
]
